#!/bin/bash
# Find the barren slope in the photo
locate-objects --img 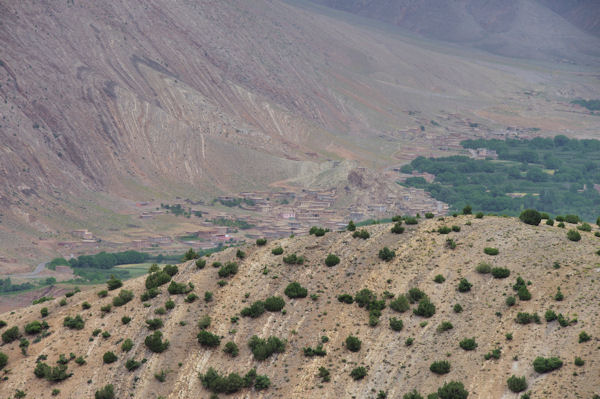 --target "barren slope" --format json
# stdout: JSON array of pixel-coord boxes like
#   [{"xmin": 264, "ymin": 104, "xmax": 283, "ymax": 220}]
[{"xmin": 0, "ymin": 216, "xmax": 598, "ymax": 398}]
